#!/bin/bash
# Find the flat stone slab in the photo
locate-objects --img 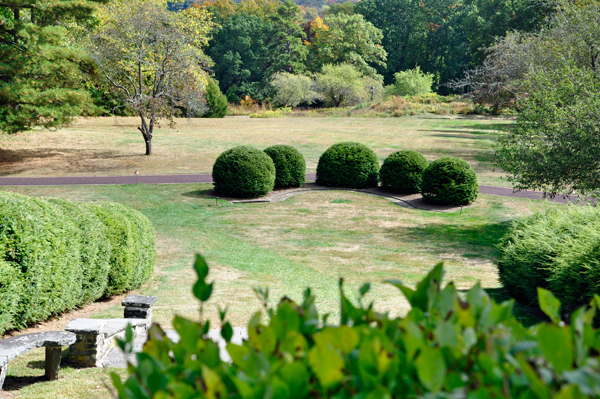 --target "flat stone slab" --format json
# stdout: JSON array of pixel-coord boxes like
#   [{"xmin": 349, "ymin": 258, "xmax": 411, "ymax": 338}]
[
  {"xmin": 0, "ymin": 332, "xmax": 76, "ymax": 362},
  {"xmin": 66, "ymin": 318, "xmax": 147, "ymax": 337},
  {"xmin": 122, "ymin": 295, "xmax": 157, "ymax": 309},
  {"xmin": 65, "ymin": 319, "xmax": 107, "ymax": 334},
  {"xmin": 104, "ymin": 328, "xmax": 248, "ymax": 368}
]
